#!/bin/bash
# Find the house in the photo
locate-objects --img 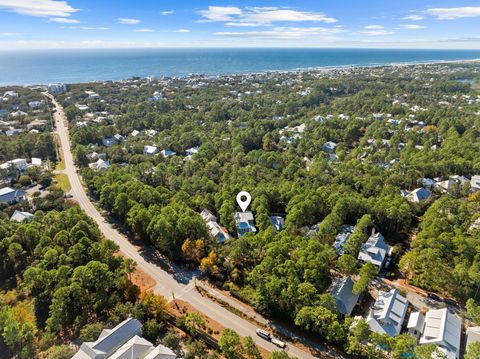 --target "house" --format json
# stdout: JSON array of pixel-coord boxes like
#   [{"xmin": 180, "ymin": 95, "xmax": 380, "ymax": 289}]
[
  {"xmin": 0, "ymin": 158, "xmax": 27, "ymax": 172},
  {"xmin": 72, "ymin": 317, "xmax": 177, "ymax": 359},
  {"xmin": 466, "ymin": 327, "xmax": 480, "ymax": 352},
  {"xmin": 10, "ymin": 210, "xmax": 34, "ymax": 222},
  {"xmin": 358, "ymin": 230, "xmax": 392, "ymax": 272},
  {"xmin": 269, "ymin": 216, "xmax": 284, "ymax": 231},
  {"xmin": 143, "ymin": 146, "xmax": 158, "ymax": 156},
  {"xmin": 200, "ymin": 209, "xmax": 231, "ymax": 243},
  {"xmin": 28, "ymin": 100, "xmax": 45, "ymax": 109},
  {"xmin": 87, "ymin": 152, "xmax": 106, "ymax": 162},
  {"xmin": 85, "ymin": 90, "xmax": 101, "ymax": 99},
  {"xmin": 422, "ymin": 178, "xmax": 436, "ymax": 189},
  {"xmin": 234, "ymin": 211, "xmax": 257, "ymax": 237},
  {"xmin": 407, "ymin": 311, "xmax": 425, "ymax": 338},
  {"xmin": 436, "ymin": 175, "xmax": 468, "ymax": 193},
  {"xmin": 329, "ymin": 276, "xmax": 359, "ymax": 316},
  {"xmin": 160, "ymin": 149, "xmax": 176, "ymax": 157},
  {"xmin": 47, "ymin": 83, "xmax": 67, "ymax": 93},
  {"xmin": 366, "ymin": 288, "xmax": 408, "ymax": 337},
  {"xmin": 0, "ymin": 187, "xmax": 26, "ymax": 204},
  {"xmin": 113, "ymin": 134, "xmax": 125, "ymax": 142},
  {"xmin": 149, "ymin": 91, "xmax": 164, "ymax": 101},
  {"xmin": 10, "ymin": 110, "xmax": 27, "ymax": 118},
  {"xmin": 470, "ymin": 175, "xmax": 480, "ymax": 192},
  {"xmin": 76, "ymin": 103, "xmax": 89, "ymax": 111},
  {"xmin": 322, "ymin": 141, "xmax": 337, "ymax": 152},
  {"xmin": 89, "ymin": 158, "xmax": 110, "ymax": 171},
  {"xmin": 406, "ymin": 187, "xmax": 431, "ymax": 203},
  {"xmin": 3, "ymin": 91, "xmax": 18, "ymax": 98},
  {"xmin": 102, "ymin": 137, "xmax": 117, "ymax": 147},
  {"xmin": 145, "ymin": 129, "xmax": 157, "ymax": 137},
  {"xmin": 31, "ymin": 158, "xmax": 42, "ymax": 167},
  {"xmin": 131, "ymin": 129, "xmax": 140, "ymax": 137},
  {"xmin": 419, "ymin": 308, "xmax": 461, "ymax": 359},
  {"xmin": 185, "ymin": 146, "xmax": 200, "ymax": 156},
  {"xmin": 333, "ymin": 225, "xmax": 355, "ymax": 255}
]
